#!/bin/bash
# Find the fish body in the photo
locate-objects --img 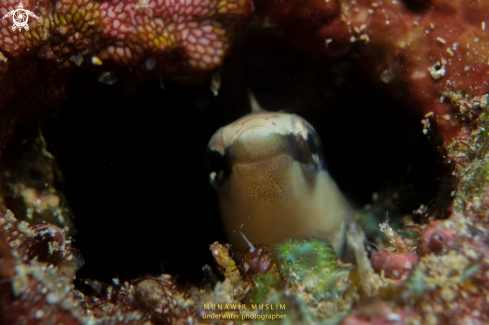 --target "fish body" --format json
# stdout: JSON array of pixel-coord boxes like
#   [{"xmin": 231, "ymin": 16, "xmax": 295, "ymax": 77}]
[{"xmin": 206, "ymin": 111, "xmax": 350, "ymax": 257}]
